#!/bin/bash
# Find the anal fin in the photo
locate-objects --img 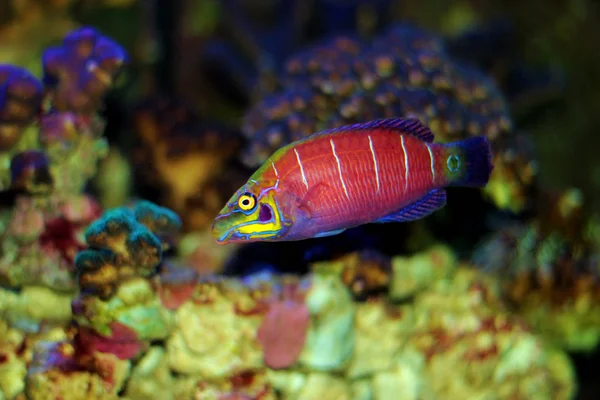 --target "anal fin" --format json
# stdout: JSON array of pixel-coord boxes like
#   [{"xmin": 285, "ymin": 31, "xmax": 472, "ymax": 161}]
[
  {"xmin": 312, "ymin": 229, "xmax": 346, "ymax": 238},
  {"xmin": 375, "ymin": 189, "xmax": 447, "ymax": 223}
]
